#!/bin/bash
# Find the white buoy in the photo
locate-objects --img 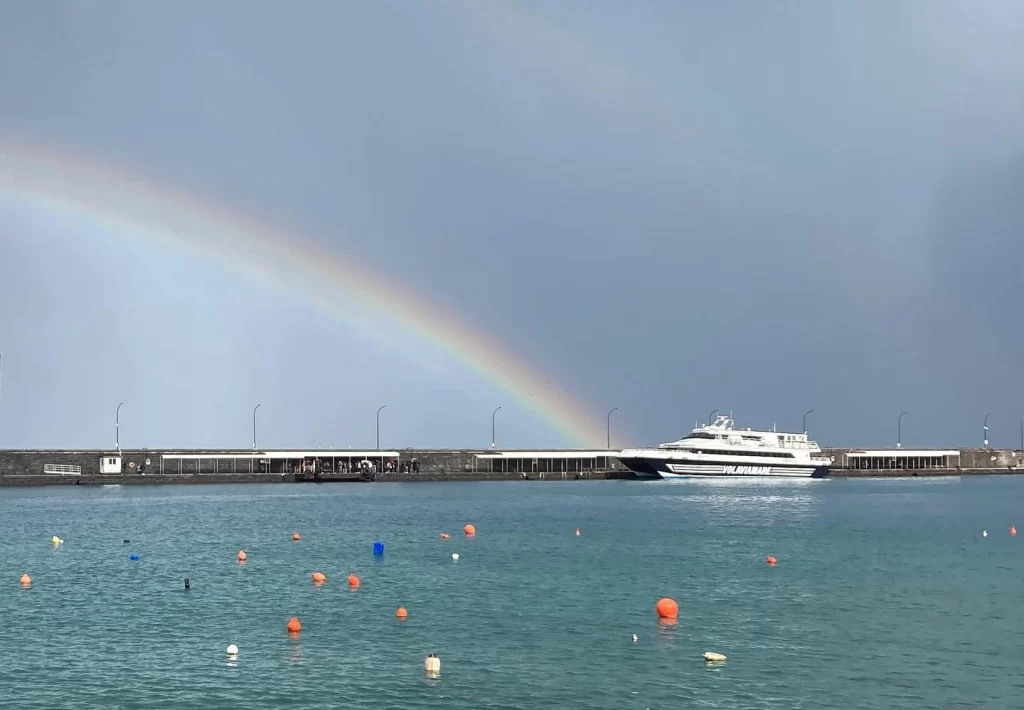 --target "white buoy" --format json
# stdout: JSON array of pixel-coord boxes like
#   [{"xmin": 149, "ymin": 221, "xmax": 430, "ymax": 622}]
[
  {"xmin": 983, "ymin": 530, "xmax": 988, "ymax": 537},
  {"xmin": 452, "ymin": 553, "xmax": 459, "ymax": 562},
  {"xmin": 632, "ymin": 634, "xmax": 639, "ymax": 643},
  {"xmin": 226, "ymin": 644, "xmax": 239, "ymax": 656},
  {"xmin": 424, "ymin": 653, "xmax": 441, "ymax": 675},
  {"xmin": 58, "ymin": 538, "xmax": 64, "ymax": 544},
  {"xmin": 703, "ymin": 651, "xmax": 726, "ymax": 662}
]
